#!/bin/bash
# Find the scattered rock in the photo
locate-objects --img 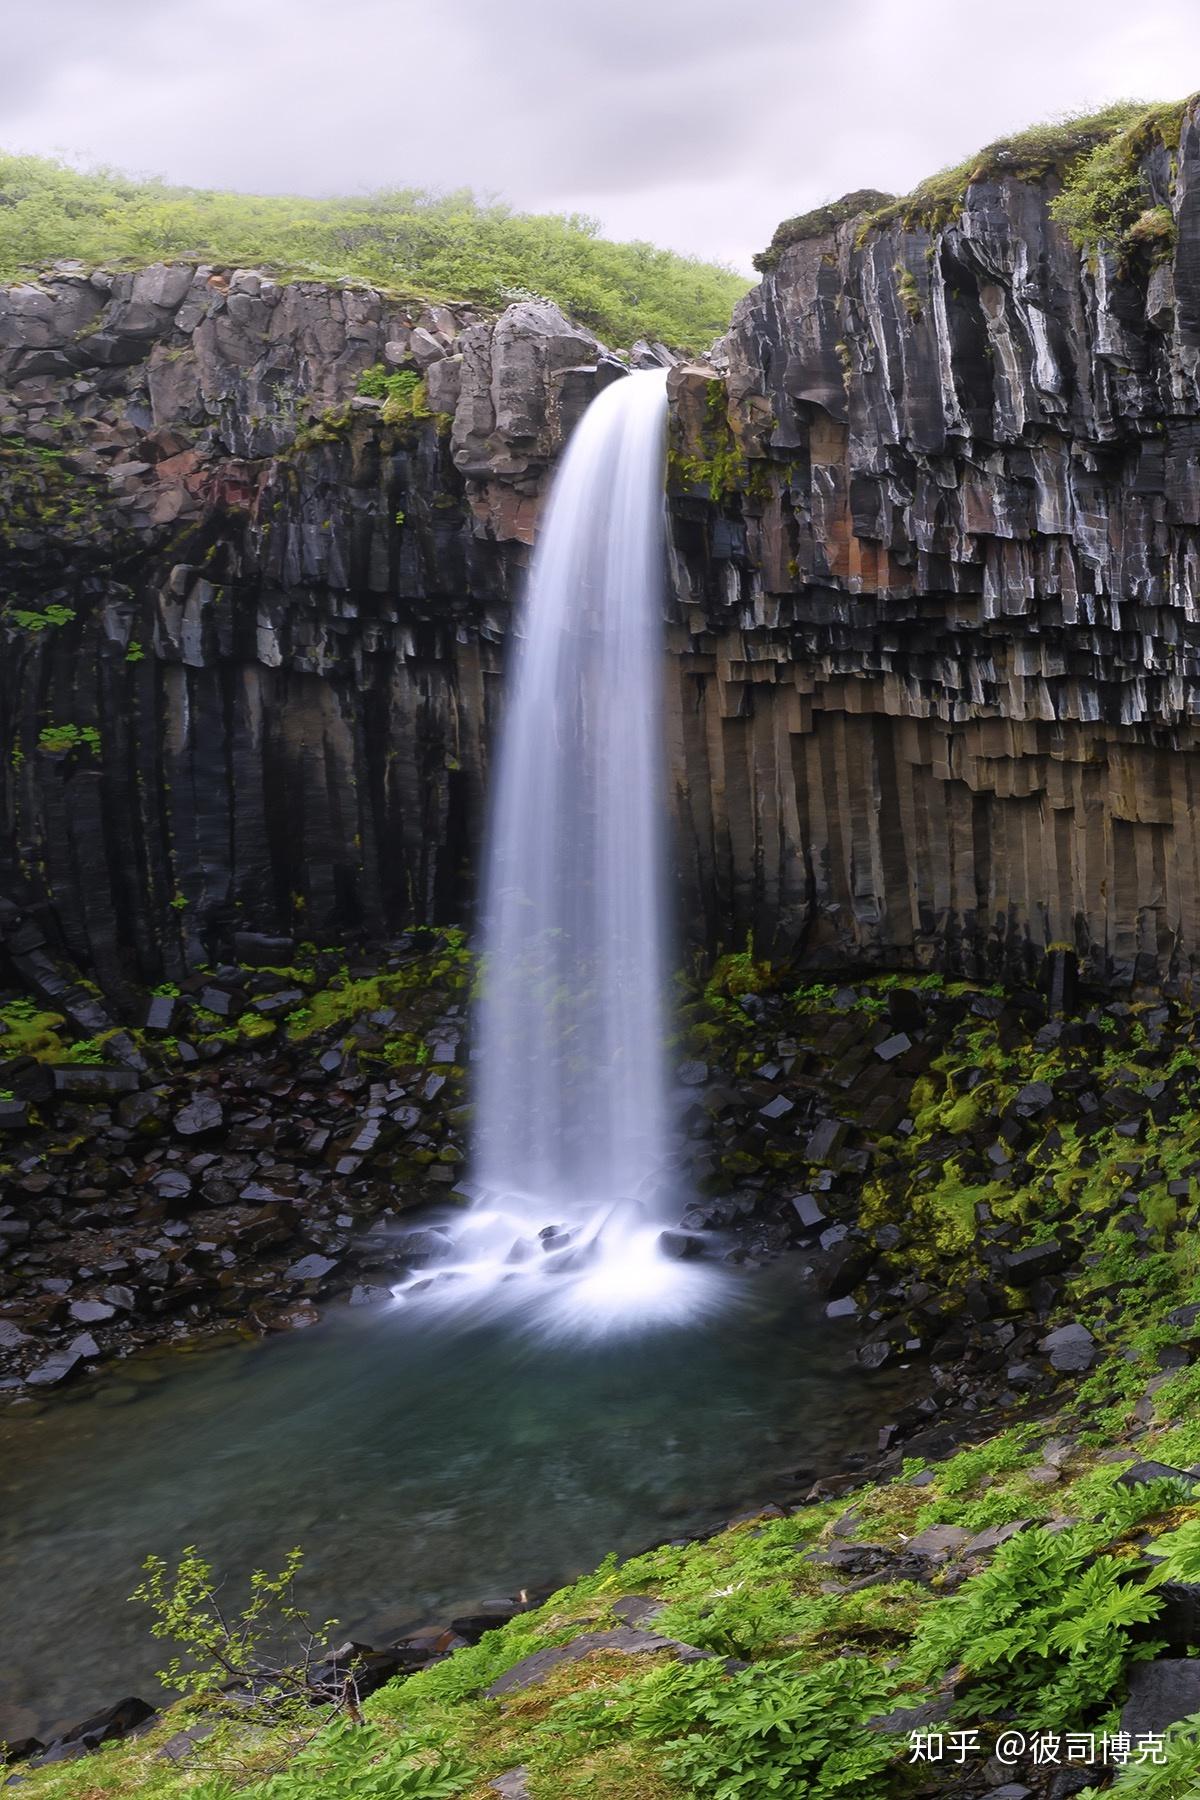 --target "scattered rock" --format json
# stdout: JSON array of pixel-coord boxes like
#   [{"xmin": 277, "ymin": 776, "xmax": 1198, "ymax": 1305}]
[
  {"xmin": 1039, "ymin": 1323, "xmax": 1096, "ymax": 1373},
  {"xmin": 173, "ymin": 1096, "xmax": 225, "ymax": 1138}
]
